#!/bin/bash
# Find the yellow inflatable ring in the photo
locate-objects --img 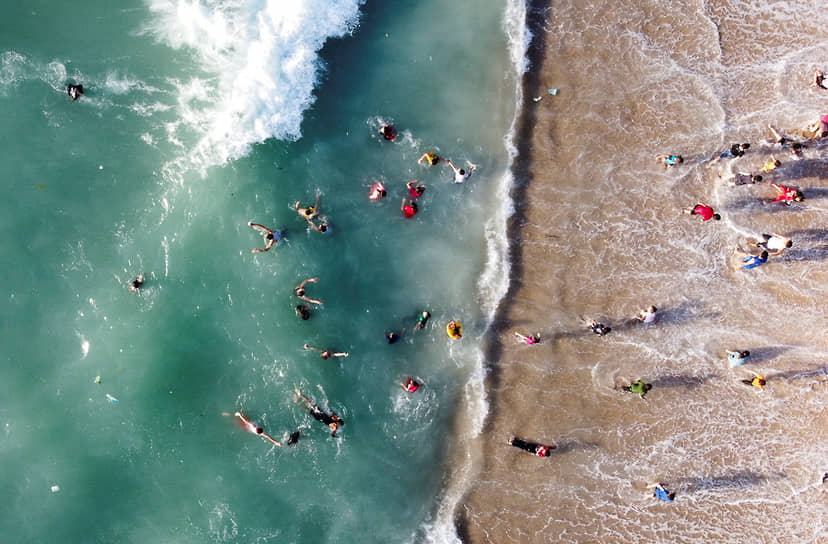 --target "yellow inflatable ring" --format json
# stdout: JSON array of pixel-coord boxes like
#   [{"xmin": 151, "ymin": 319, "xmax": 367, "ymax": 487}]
[{"xmin": 446, "ymin": 321, "xmax": 463, "ymax": 339}]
